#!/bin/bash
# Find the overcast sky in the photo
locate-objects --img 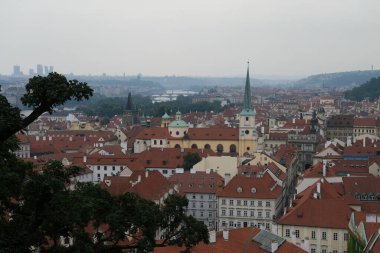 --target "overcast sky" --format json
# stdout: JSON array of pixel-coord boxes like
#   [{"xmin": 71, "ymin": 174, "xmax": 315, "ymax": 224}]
[{"xmin": 1, "ymin": 0, "xmax": 380, "ymax": 77}]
